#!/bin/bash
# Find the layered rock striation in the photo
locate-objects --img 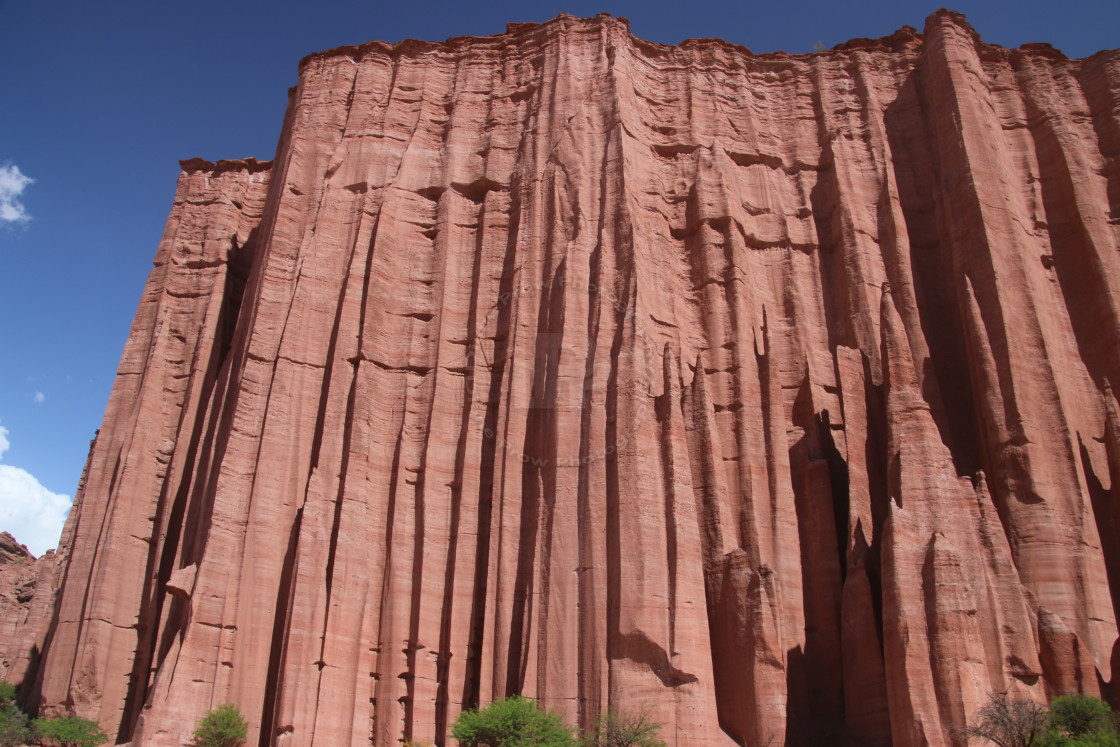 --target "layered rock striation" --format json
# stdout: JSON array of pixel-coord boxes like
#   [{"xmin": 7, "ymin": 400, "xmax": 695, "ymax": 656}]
[{"xmin": 20, "ymin": 11, "xmax": 1120, "ymax": 746}]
